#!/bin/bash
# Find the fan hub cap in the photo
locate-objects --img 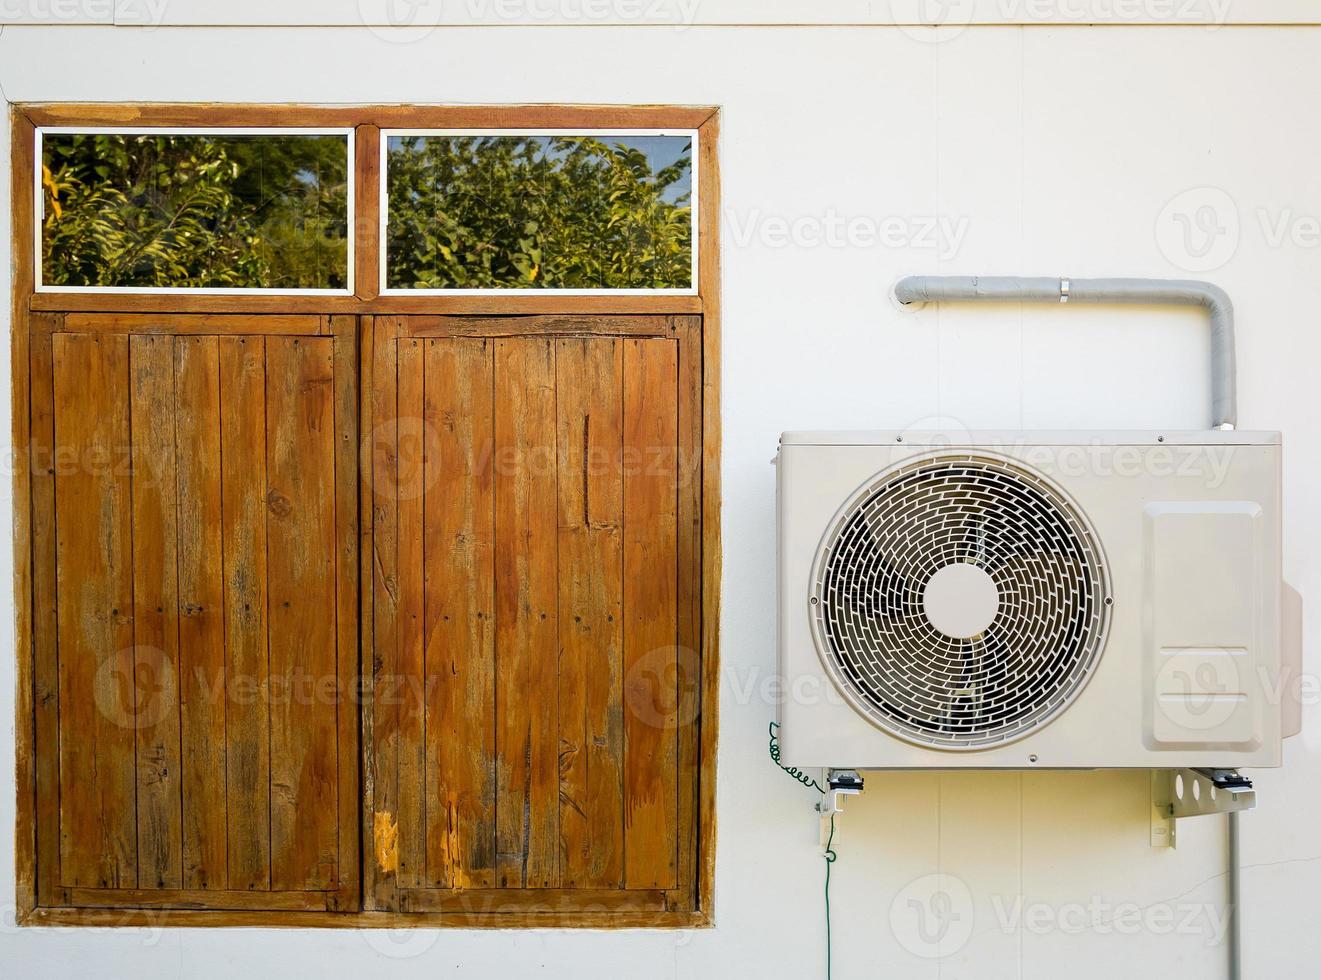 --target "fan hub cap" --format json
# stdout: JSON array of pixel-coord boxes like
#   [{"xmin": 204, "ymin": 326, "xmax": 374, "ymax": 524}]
[{"xmin": 922, "ymin": 562, "xmax": 999, "ymax": 639}]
